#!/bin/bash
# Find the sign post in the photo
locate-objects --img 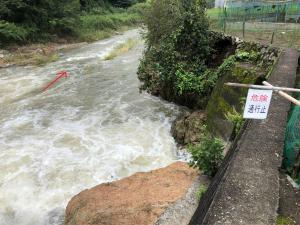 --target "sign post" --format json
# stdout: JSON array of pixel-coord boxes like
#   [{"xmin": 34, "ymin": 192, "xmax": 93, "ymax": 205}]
[
  {"xmin": 225, "ymin": 82, "xmax": 300, "ymax": 120},
  {"xmin": 243, "ymin": 89, "xmax": 273, "ymax": 119}
]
